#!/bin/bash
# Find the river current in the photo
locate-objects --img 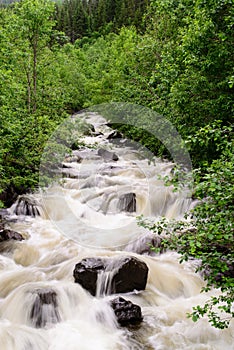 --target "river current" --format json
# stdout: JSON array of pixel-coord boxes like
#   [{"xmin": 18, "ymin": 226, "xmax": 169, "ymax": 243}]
[{"xmin": 0, "ymin": 112, "xmax": 233, "ymax": 350}]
